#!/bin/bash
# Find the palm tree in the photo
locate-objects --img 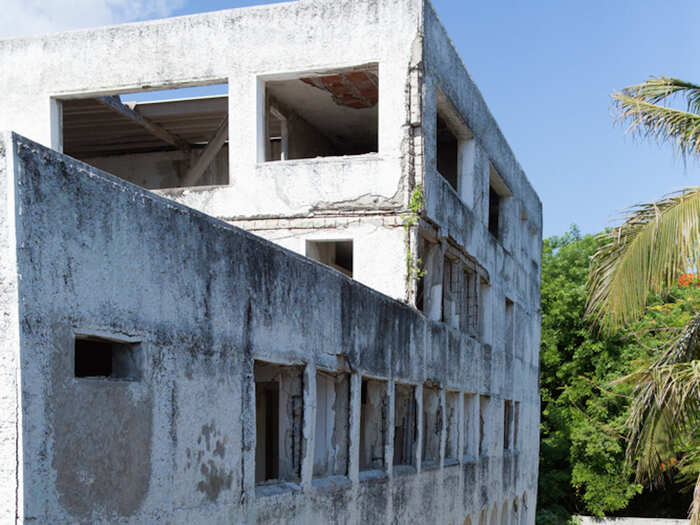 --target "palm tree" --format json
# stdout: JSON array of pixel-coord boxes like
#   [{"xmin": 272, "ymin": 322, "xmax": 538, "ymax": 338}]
[{"xmin": 586, "ymin": 76, "xmax": 700, "ymax": 525}]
